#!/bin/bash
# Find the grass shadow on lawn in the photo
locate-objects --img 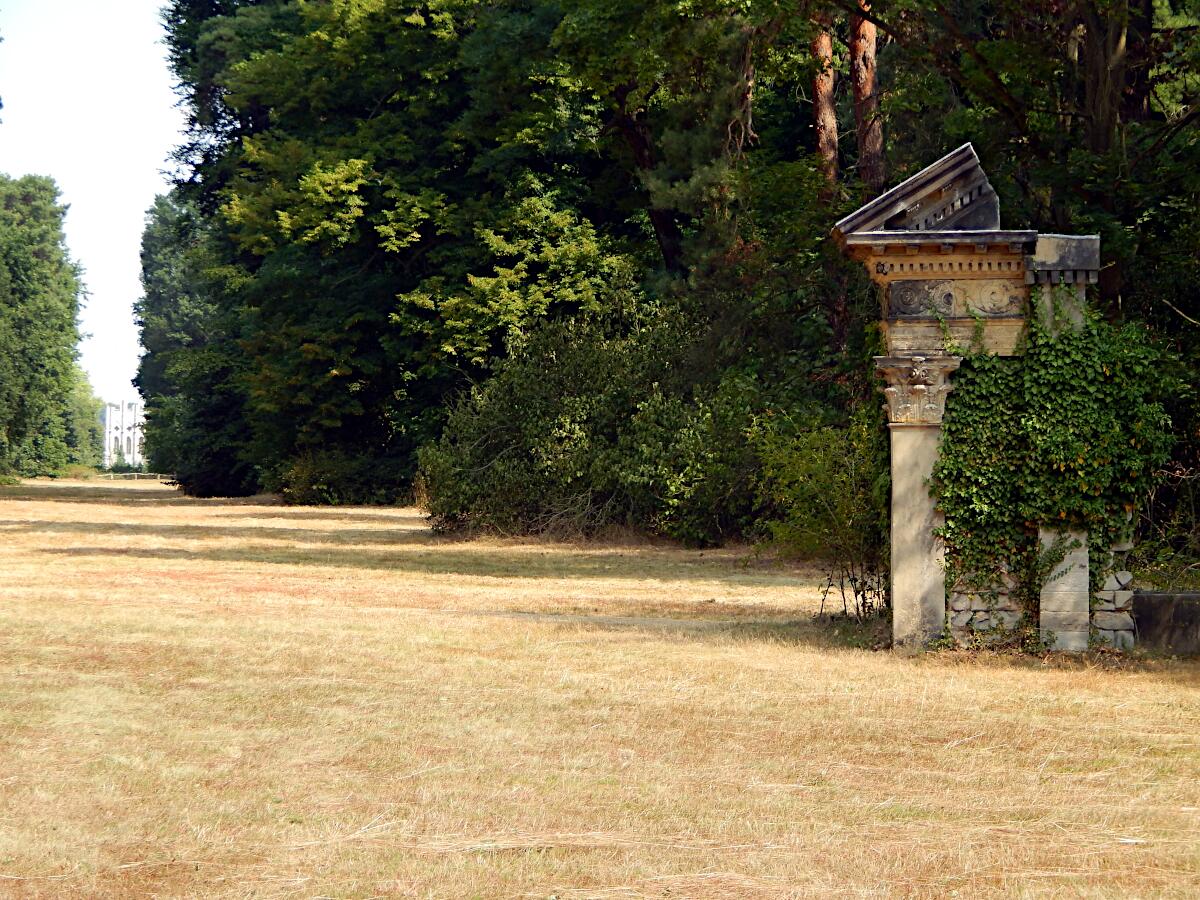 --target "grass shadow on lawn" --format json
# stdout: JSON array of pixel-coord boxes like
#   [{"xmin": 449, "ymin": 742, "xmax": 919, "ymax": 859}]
[
  {"xmin": 29, "ymin": 540, "xmax": 814, "ymax": 589},
  {"xmin": 0, "ymin": 518, "xmax": 441, "ymax": 546},
  {"xmin": 0, "ymin": 482, "xmax": 235, "ymax": 507}
]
